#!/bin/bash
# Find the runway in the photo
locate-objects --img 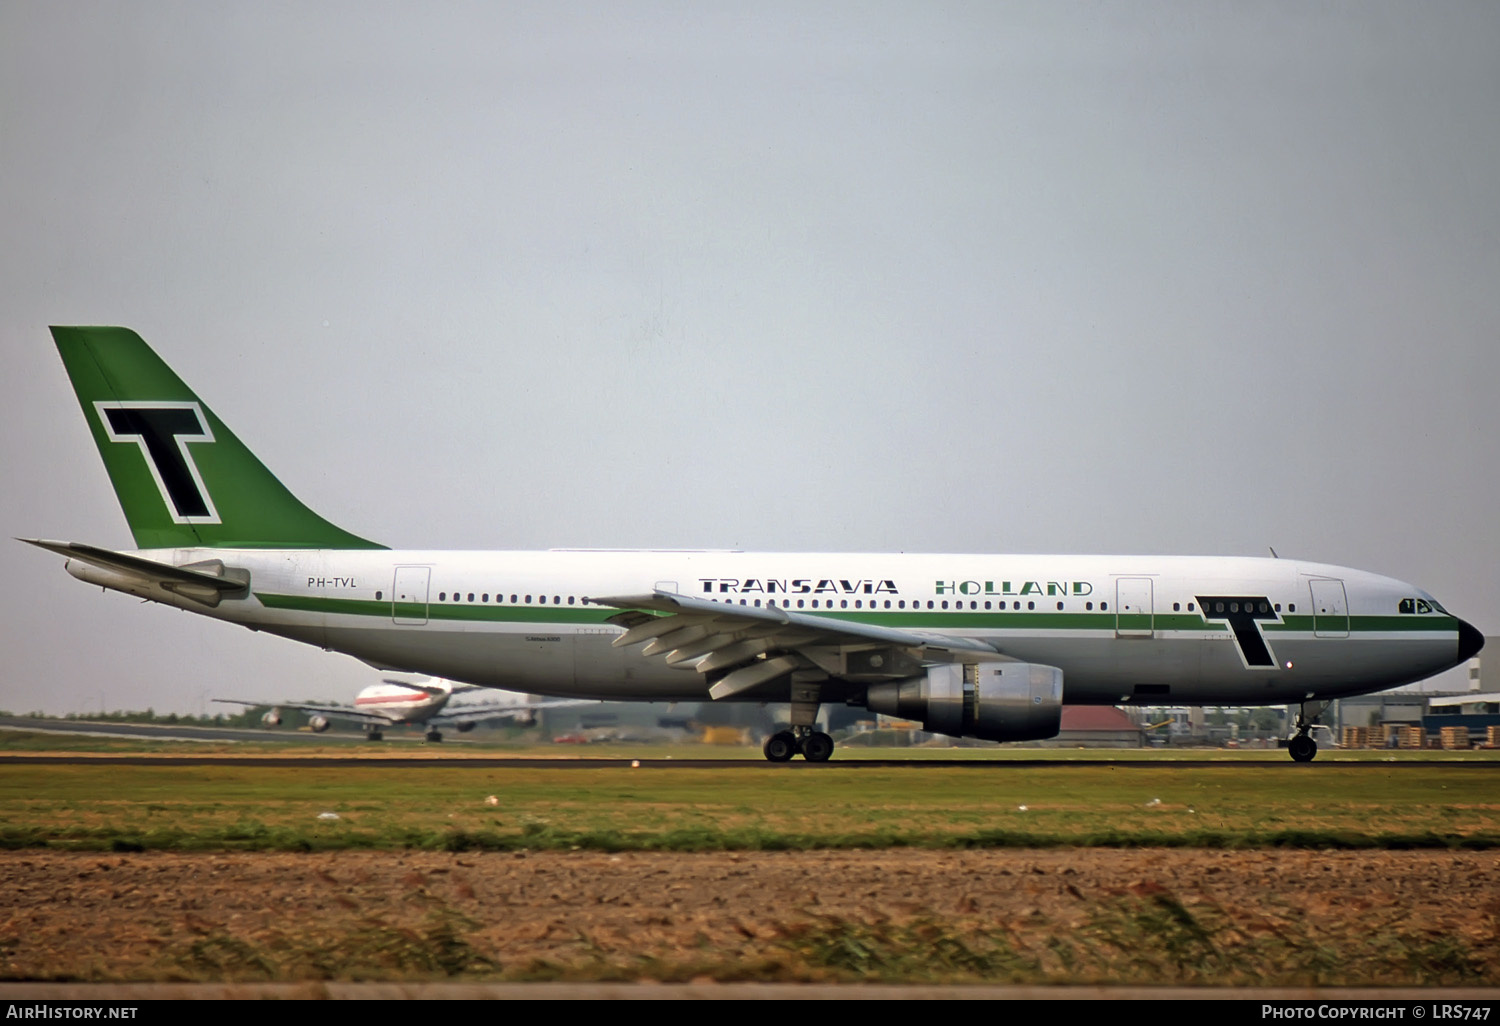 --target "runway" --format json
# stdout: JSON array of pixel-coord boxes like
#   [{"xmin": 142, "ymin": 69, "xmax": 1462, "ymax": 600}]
[{"xmin": 5, "ymin": 715, "xmax": 1495, "ymax": 768}]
